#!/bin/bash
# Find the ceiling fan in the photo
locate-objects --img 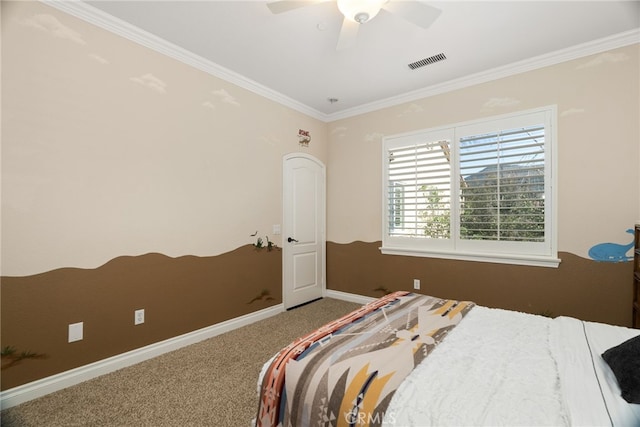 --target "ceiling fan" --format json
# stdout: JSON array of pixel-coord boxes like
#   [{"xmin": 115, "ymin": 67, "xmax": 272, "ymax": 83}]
[{"xmin": 266, "ymin": 0, "xmax": 442, "ymax": 50}]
